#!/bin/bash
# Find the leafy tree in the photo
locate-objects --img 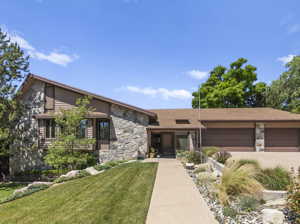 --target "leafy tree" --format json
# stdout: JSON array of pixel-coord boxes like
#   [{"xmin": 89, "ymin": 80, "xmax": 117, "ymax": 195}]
[
  {"xmin": 0, "ymin": 29, "xmax": 29, "ymax": 157},
  {"xmin": 266, "ymin": 56, "xmax": 300, "ymax": 113},
  {"xmin": 44, "ymin": 97, "xmax": 96, "ymax": 170},
  {"xmin": 192, "ymin": 58, "xmax": 266, "ymax": 108}
]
